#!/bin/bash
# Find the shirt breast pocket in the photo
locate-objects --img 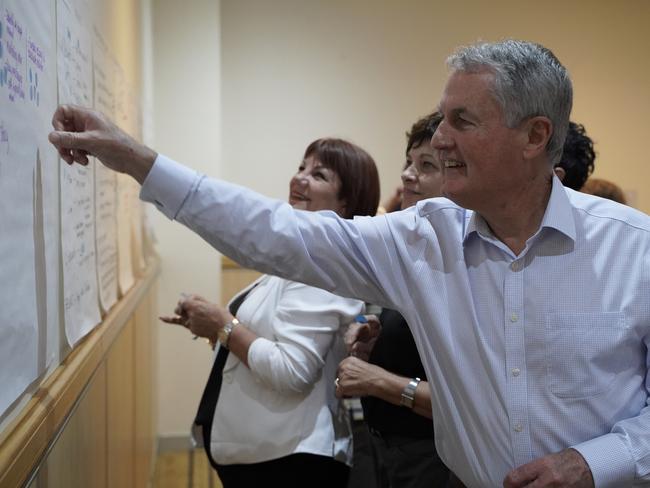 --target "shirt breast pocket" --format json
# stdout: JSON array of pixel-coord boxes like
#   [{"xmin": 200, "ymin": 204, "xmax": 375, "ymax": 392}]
[{"xmin": 545, "ymin": 312, "xmax": 628, "ymax": 399}]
